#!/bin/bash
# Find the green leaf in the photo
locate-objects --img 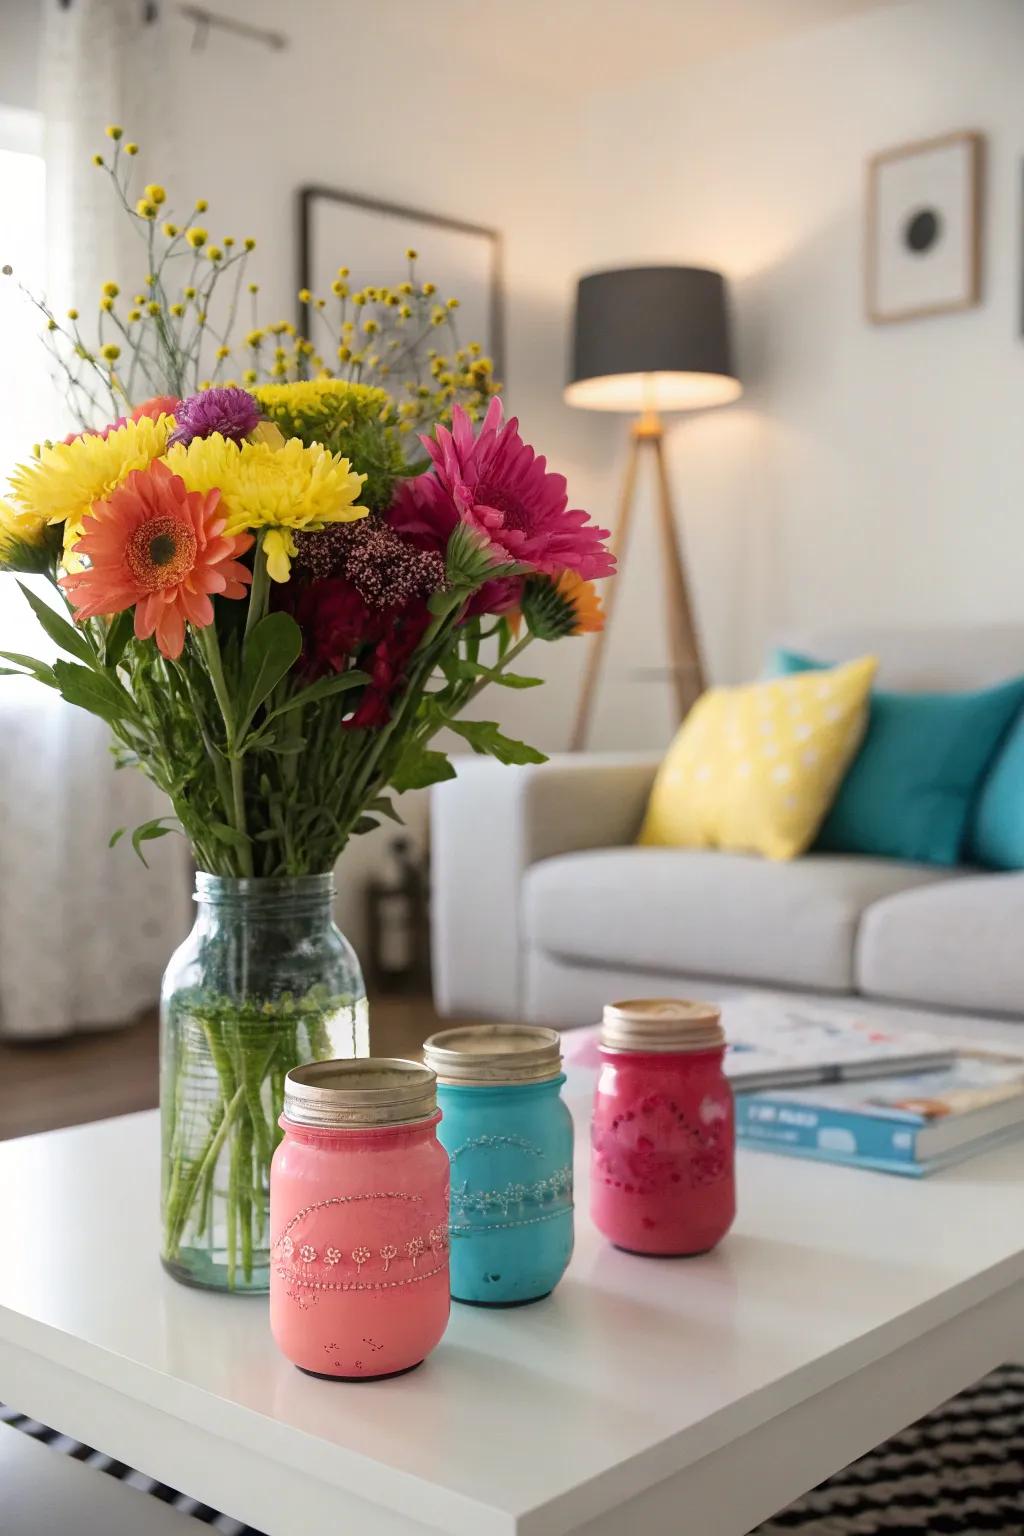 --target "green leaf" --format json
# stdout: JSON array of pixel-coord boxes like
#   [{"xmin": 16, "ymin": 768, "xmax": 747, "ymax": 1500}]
[
  {"xmin": 261, "ymin": 668, "xmax": 370, "ymax": 723},
  {"xmin": 103, "ymin": 609, "xmax": 135, "ymax": 669},
  {"xmin": 444, "ymin": 658, "xmax": 542, "ymax": 689},
  {"xmin": 0, "ymin": 651, "xmax": 57, "ymax": 687},
  {"xmin": 352, "ymin": 816, "xmax": 379, "ymax": 835},
  {"xmin": 17, "ymin": 581, "xmax": 96, "ymax": 666},
  {"xmin": 109, "ymin": 827, "xmax": 126, "ymax": 848},
  {"xmin": 366, "ymin": 795, "xmax": 404, "ymax": 825},
  {"xmin": 130, "ymin": 818, "xmax": 175, "ymax": 867},
  {"xmin": 389, "ymin": 744, "xmax": 457, "ymax": 794},
  {"xmin": 52, "ymin": 660, "xmax": 133, "ymax": 726},
  {"xmin": 447, "ymin": 719, "xmax": 547, "ymax": 766},
  {"xmin": 208, "ymin": 822, "xmax": 252, "ymax": 852},
  {"xmin": 237, "ymin": 612, "xmax": 303, "ymax": 732}
]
